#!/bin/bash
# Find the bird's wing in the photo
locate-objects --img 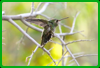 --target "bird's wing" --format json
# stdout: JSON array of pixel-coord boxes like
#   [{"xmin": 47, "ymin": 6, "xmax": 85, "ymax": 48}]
[{"xmin": 25, "ymin": 17, "xmax": 48, "ymax": 27}]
